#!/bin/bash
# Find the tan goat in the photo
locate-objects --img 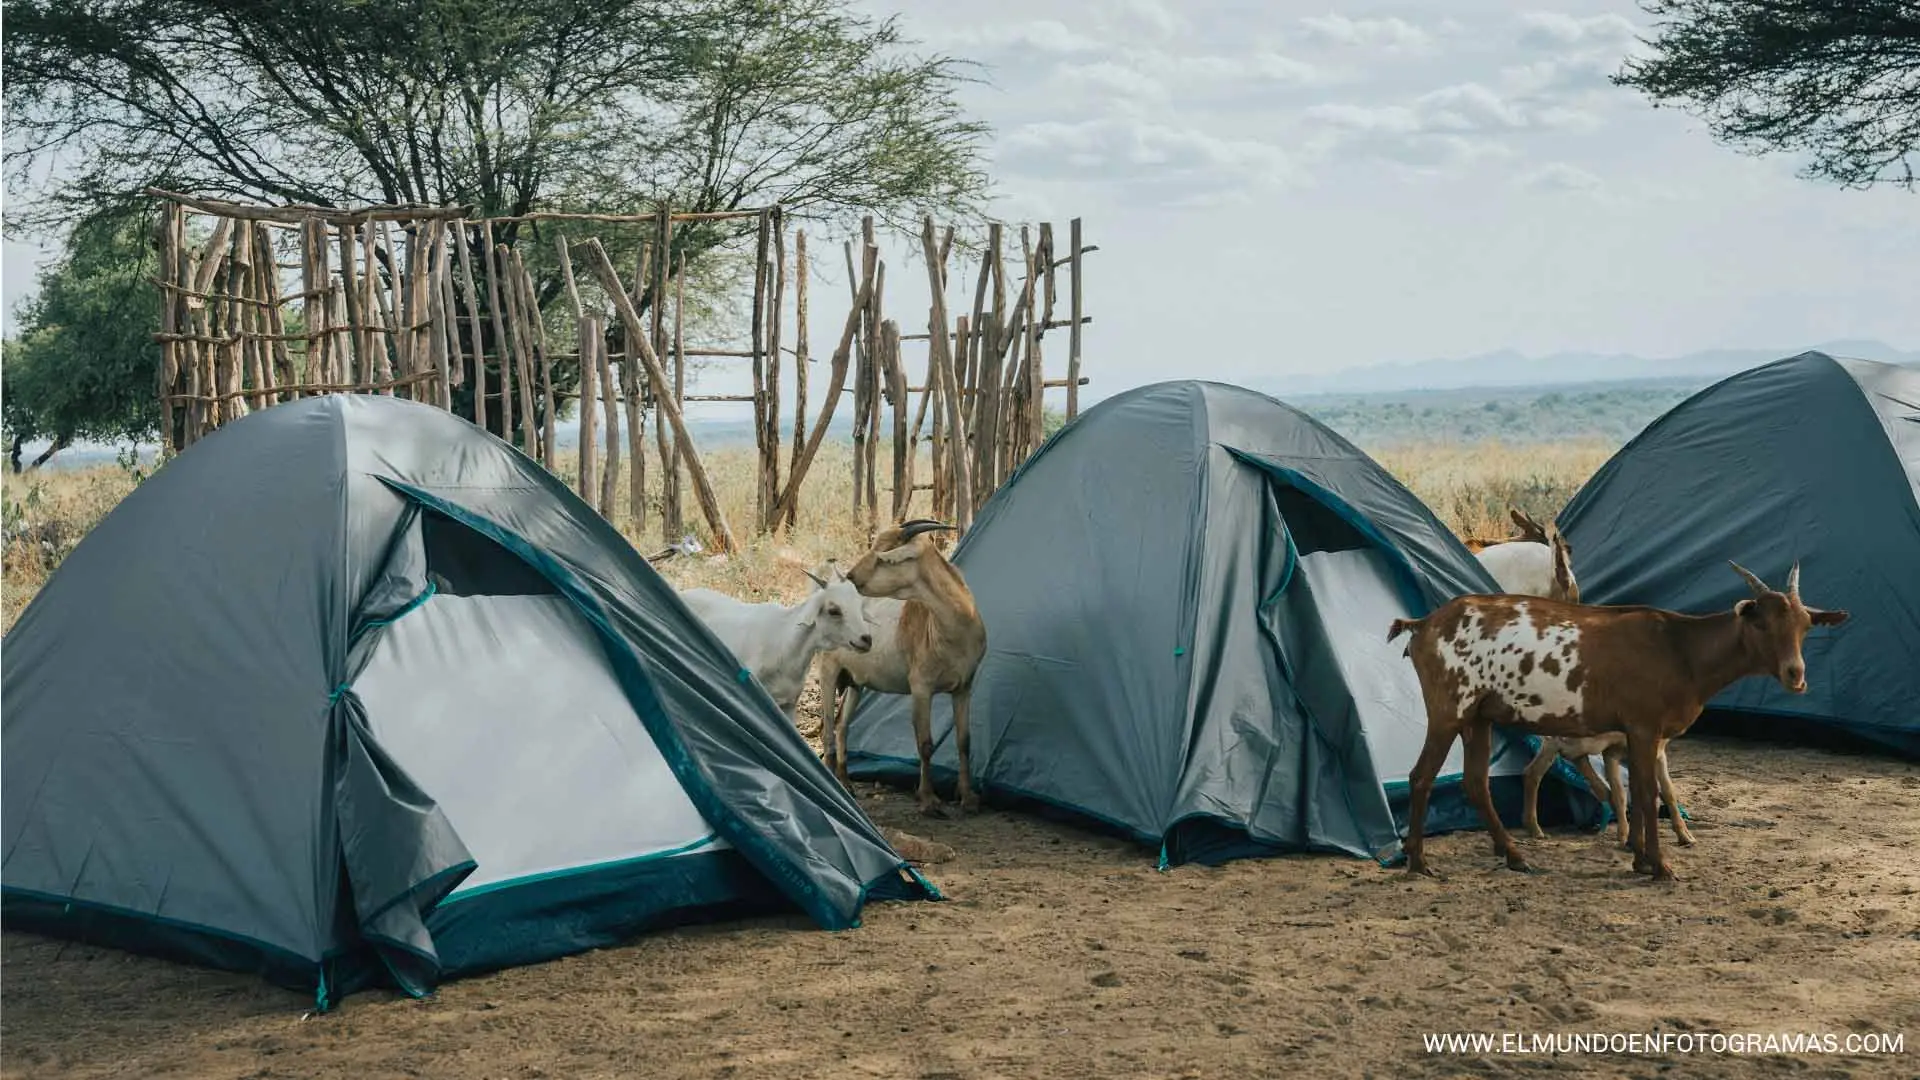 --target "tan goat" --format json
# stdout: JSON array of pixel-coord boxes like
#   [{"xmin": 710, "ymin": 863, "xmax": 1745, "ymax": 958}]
[
  {"xmin": 818, "ymin": 519, "xmax": 988, "ymax": 817},
  {"xmin": 1388, "ymin": 560, "xmax": 1846, "ymax": 881}
]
